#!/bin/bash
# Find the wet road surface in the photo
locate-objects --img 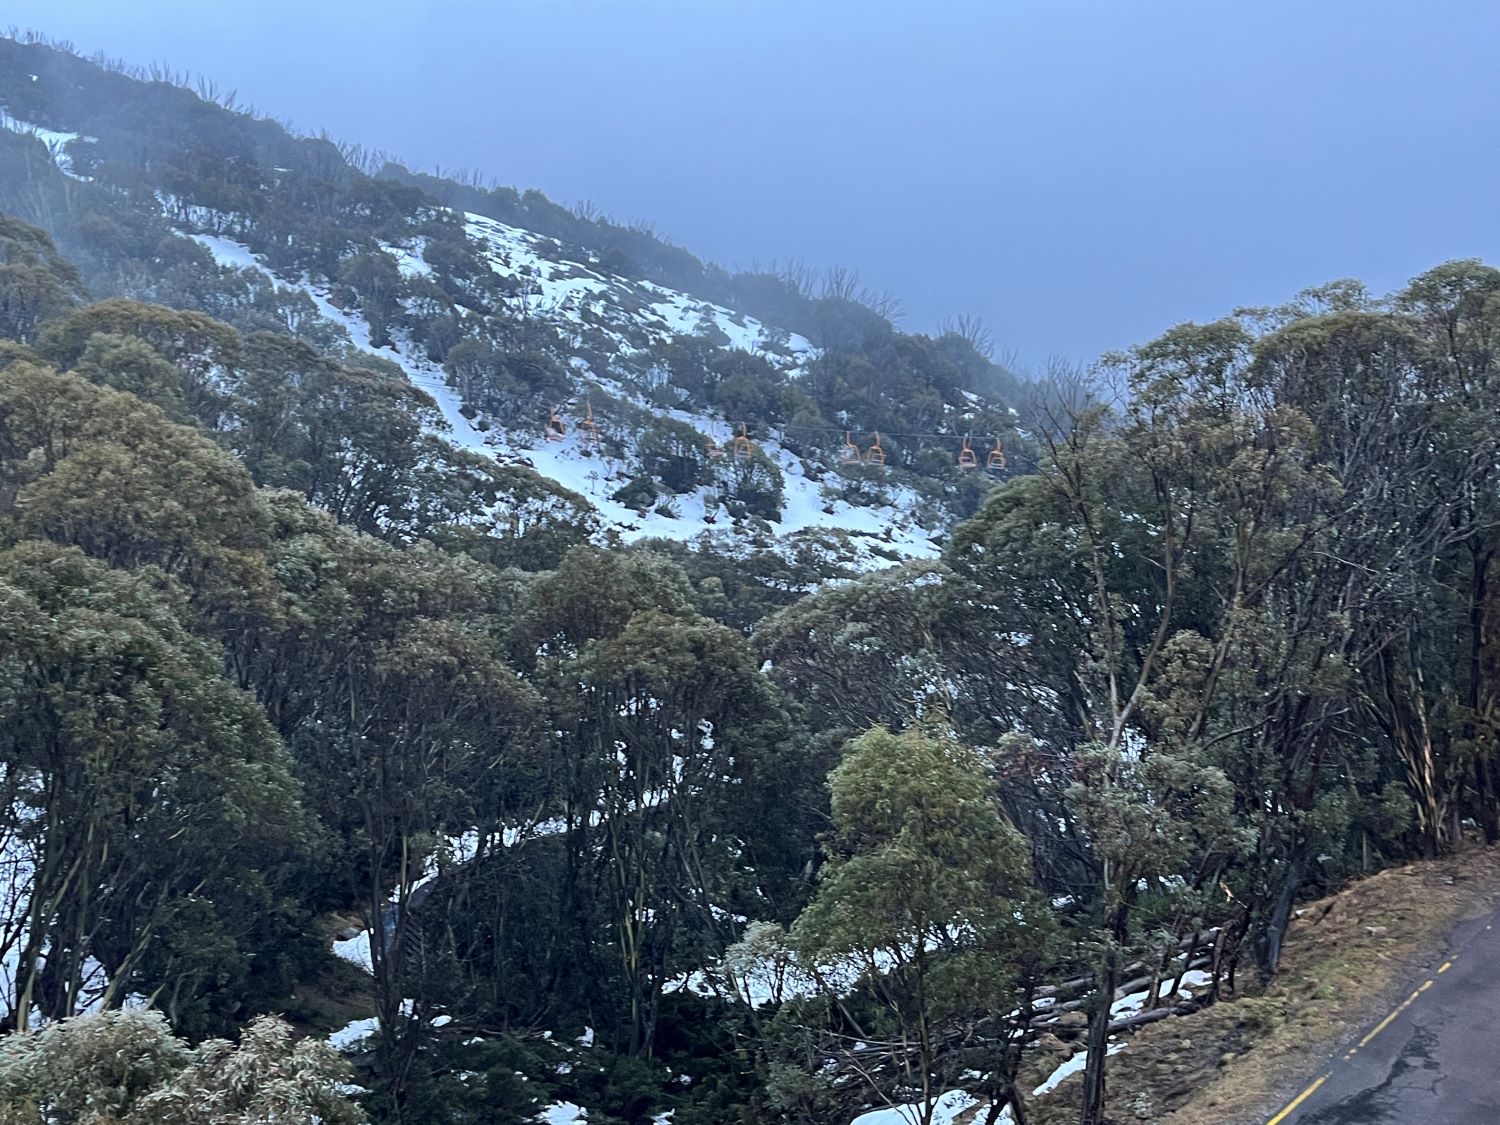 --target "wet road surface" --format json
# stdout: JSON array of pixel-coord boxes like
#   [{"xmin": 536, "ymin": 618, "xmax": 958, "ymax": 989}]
[{"xmin": 1268, "ymin": 905, "xmax": 1500, "ymax": 1123}]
